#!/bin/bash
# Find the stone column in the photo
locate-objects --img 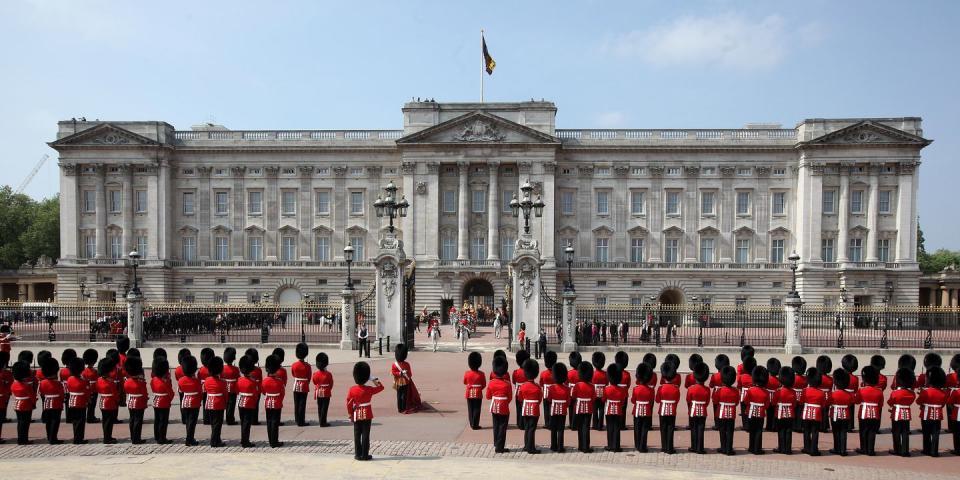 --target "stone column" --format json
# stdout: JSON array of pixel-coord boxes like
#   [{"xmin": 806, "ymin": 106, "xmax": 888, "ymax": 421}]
[
  {"xmin": 374, "ymin": 235, "xmax": 408, "ymax": 343},
  {"xmin": 59, "ymin": 164, "xmax": 79, "ymax": 259},
  {"xmin": 487, "ymin": 161, "xmax": 500, "ymax": 260},
  {"xmin": 561, "ymin": 290, "xmax": 577, "ymax": 352},
  {"xmin": 340, "ymin": 288, "xmax": 356, "ymax": 350},
  {"xmin": 121, "ymin": 165, "xmax": 134, "ymax": 255},
  {"xmin": 941, "ymin": 287, "xmax": 949, "ymax": 307},
  {"xmin": 299, "ymin": 166, "xmax": 314, "ymax": 259},
  {"xmin": 837, "ymin": 169, "xmax": 850, "ymax": 263},
  {"xmin": 928, "ymin": 288, "xmax": 937, "ymax": 307},
  {"xmin": 231, "ymin": 166, "xmax": 246, "ymax": 260},
  {"xmin": 541, "ymin": 162, "xmax": 557, "ymax": 265},
  {"xmin": 265, "ymin": 166, "xmax": 279, "ymax": 260},
  {"xmin": 126, "ymin": 289, "xmax": 144, "ymax": 348},
  {"xmin": 425, "ymin": 162, "xmax": 440, "ymax": 260},
  {"xmin": 865, "ymin": 169, "xmax": 880, "ymax": 262},
  {"xmin": 95, "ymin": 165, "xmax": 107, "ymax": 258},
  {"xmin": 784, "ymin": 294, "xmax": 803, "ymax": 354},
  {"xmin": 457, "ymin": 162, "xmax": 470, "ymax": 260},
  {"xmin": 511, "ymin": 236, "xmax": 544, "ymax": 348},
  {"xmin": 198, "ymin": 166, "xmax": 212, "ymax": 259},
  {"xmin": 895, "ymin": 164, "xmax": 916, "ymax": 262},
  {"xmin": 26, "ymin": 283, "xmax": 36, "ymax": 302}
]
